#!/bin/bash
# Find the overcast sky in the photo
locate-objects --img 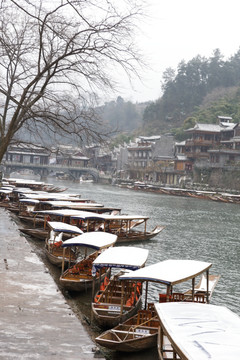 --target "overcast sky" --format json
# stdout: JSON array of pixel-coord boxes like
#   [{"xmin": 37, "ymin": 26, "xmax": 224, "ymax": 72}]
[{"xmin": 116, "ymin": 0, "xmax": 240, "ymax": 103}]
